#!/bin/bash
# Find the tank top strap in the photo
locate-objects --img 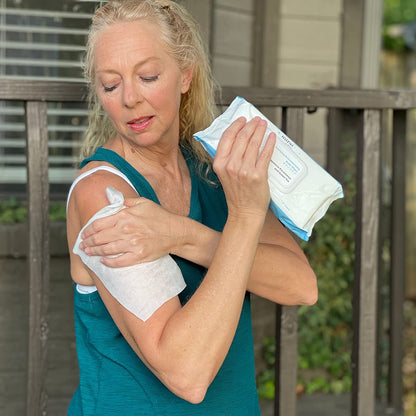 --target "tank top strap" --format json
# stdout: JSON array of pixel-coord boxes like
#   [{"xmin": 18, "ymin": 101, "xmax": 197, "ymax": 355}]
[{"xmin": 81, "ymin": 147, "xmax": 159, "ymax": 203}]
